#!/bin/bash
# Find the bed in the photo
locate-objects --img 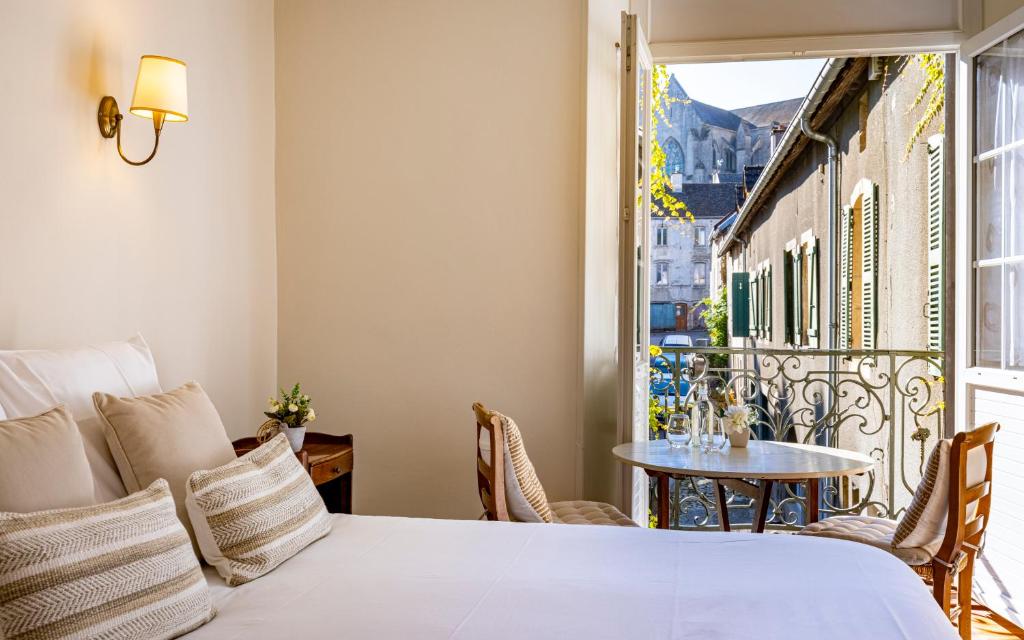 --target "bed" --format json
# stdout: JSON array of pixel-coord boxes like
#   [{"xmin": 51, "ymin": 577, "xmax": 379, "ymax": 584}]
[{"xmin": 186, "ymin": 513, "xmax": 957, "ymax": 639}]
